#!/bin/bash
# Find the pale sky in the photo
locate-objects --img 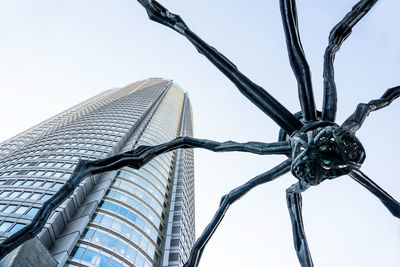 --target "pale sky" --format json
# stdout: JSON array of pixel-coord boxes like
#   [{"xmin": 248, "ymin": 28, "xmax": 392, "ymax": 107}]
[{"xmin": 0, "ymin": 1, "xmax": 399, "ymax": 266}]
